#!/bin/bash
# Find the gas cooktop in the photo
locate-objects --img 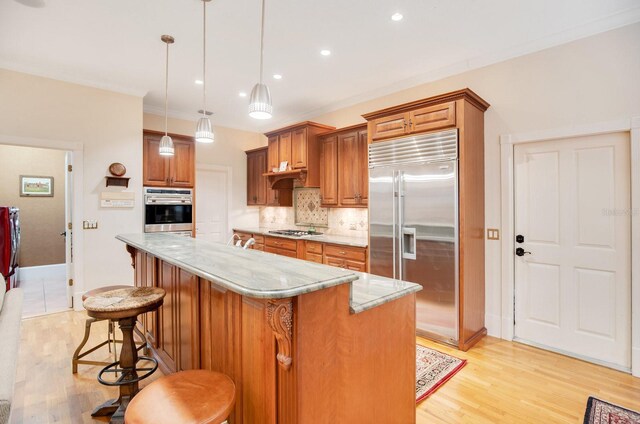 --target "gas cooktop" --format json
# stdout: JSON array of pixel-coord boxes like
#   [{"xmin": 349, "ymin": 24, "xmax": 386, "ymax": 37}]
[{"xmin": 268, "ymin": 229, "xmax": 323, "ymax": 237}]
